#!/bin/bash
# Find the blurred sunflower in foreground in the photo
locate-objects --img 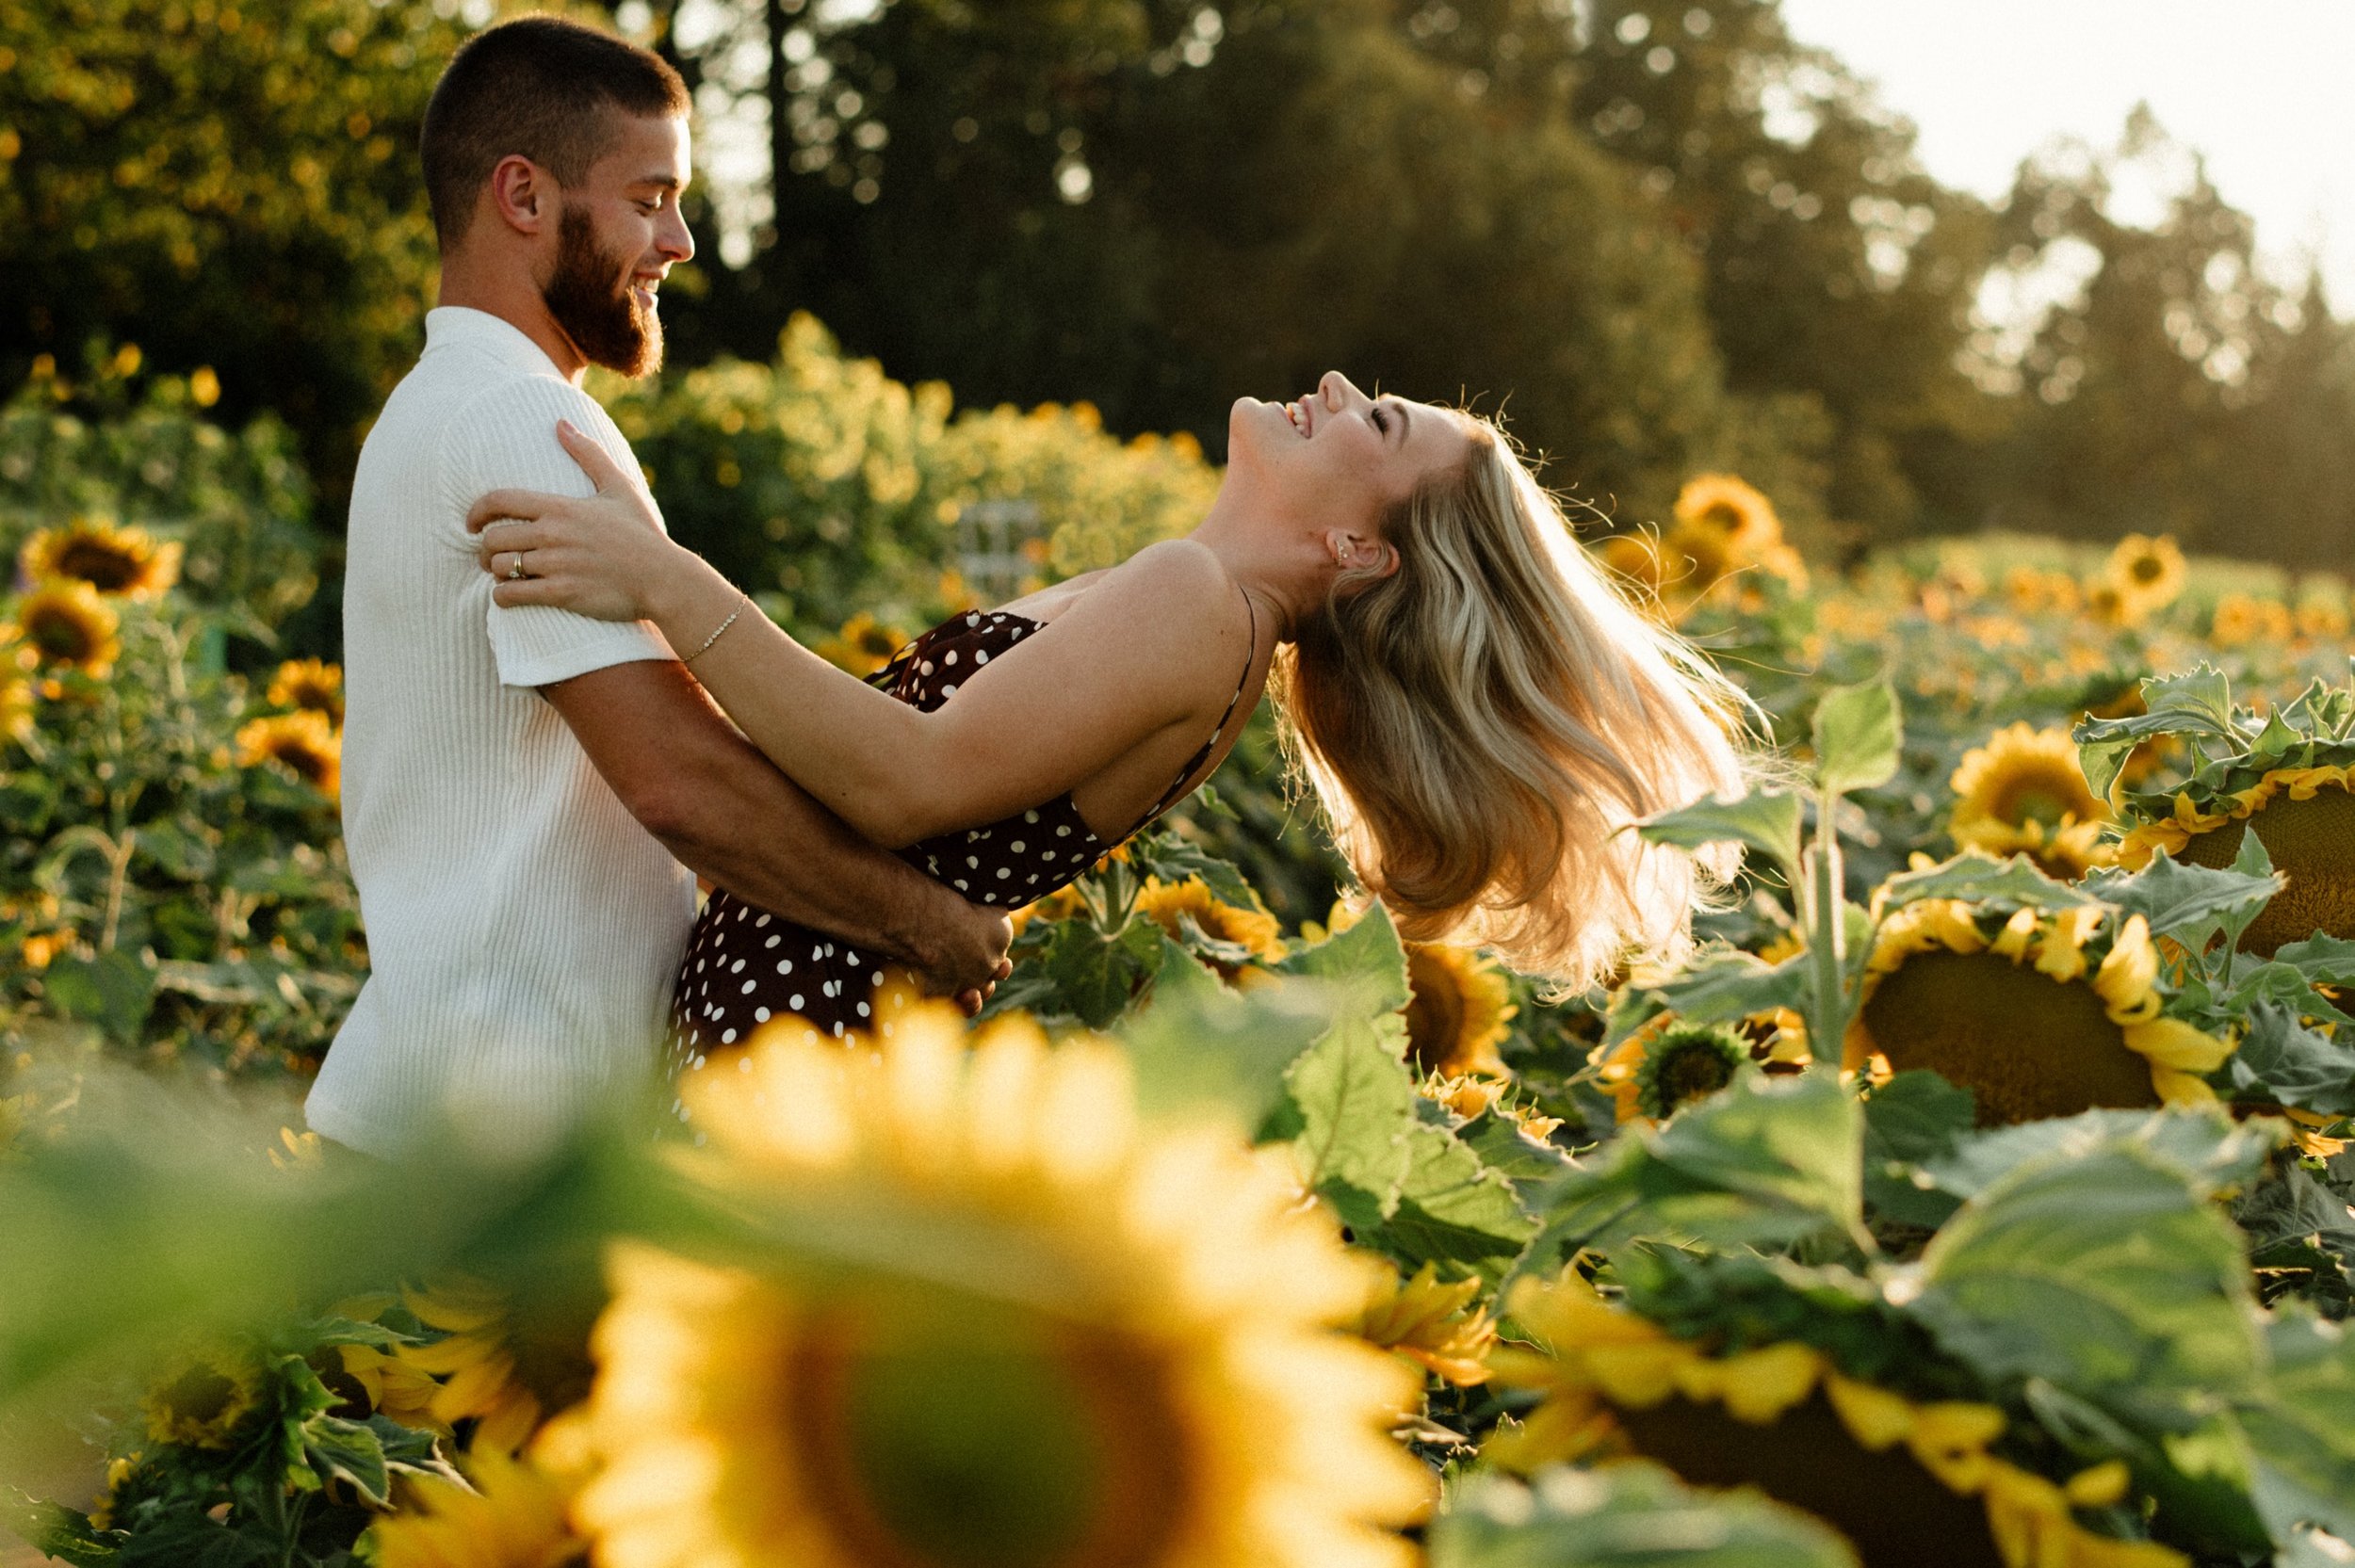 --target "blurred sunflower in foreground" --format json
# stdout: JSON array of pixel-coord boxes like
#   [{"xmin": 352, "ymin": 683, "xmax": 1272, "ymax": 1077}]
[
  {"xmin": 19, "ymin": 515, "xmax": 183, "ymax": 601},
  {"xmin": 1947, "ymin": 723, "xmax": 2112, "ymax": 880},
  {"xmin": 368, "ymin": 1410, "xmax": 595, "ymax": 1568},
  {"xmin": 576, "ymin": 1010, "xmax": 1433, "ymax": 1568},
  {"xmin": 12, "ymin": 578, "xmax": 122, "ymax": 674},
  {"xmin": 236, "ymin": 709, "xmax": 342, "ymax": 797}
]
